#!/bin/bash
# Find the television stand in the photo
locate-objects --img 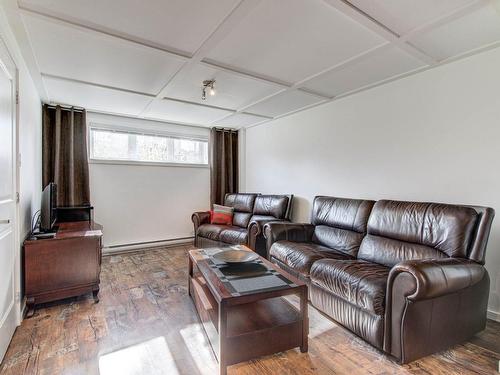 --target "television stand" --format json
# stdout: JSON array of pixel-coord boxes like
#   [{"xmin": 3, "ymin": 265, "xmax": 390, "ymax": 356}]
[{"xmin": 23, "ymin": 221, "xmax": 103, "ymax": 317}]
